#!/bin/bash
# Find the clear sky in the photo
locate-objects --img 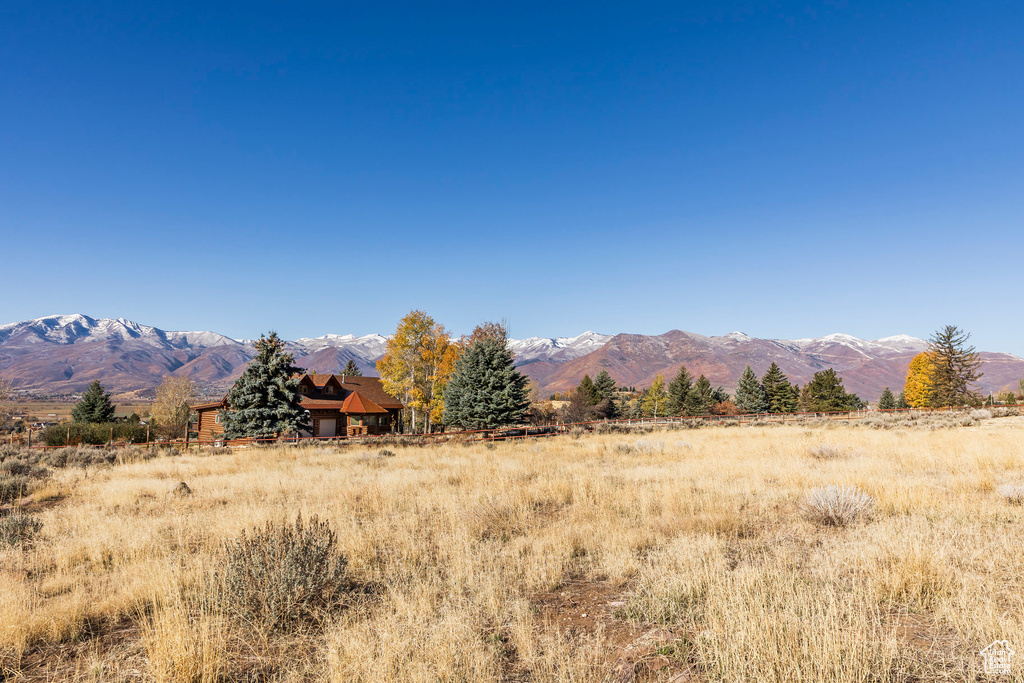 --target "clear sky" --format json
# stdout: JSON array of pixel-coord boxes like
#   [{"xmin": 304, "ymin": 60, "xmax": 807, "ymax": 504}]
[{"xmin": 2, "ymin": 2, "xmax": 1022, "ymax": 353}]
